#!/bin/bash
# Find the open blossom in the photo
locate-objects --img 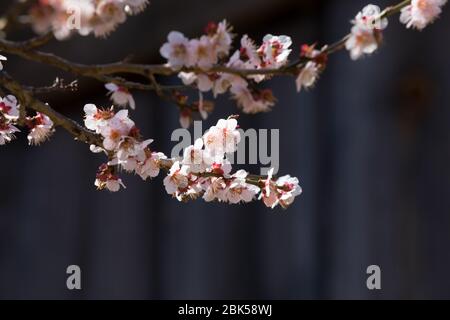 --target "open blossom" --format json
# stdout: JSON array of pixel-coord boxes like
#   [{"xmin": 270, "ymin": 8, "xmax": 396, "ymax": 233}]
[
  {"xmin": 99, "ymin": 109, "xmax": 135, "ymax": 150},
  {"xmin": 296, "ymin": 44, "xmax": 326, "ymax": 92},
  {"xmin": 0, "ymin": 94, "xmax": 20, "ymax": 146},
  {"xmin": 346, "ymin": 25, "xmax": 381, "ymax": 60},
  {"xmin": 182, "ymin": 138, "xmax": 212, "ymax": 174},
  {"xmin": 258, "ymin": 34, "xmax": 292, "ymax": 68},
  {"xmin": 110, "ymin": 138, "xmax": 152, "ymax": 172},
  {"xmin": 203, "ymin": 177, "xmax": 227, "ymax": 202},
  {"xmin": 354, "ymin": 4, "xmax": 388, "ymax": 30},
  {"xmin": 224, "ymin": 170, "xmax": 260, "ymax": 204},
  {"xmin": 105, "ymin": 83, "xmax": 136, "ymax": 109},
  {"xmin": 27, "ymin": 112, "xmax": 54, "ymax": 145},
  {"xmin": 346, "ymin": 4, "xmax": 389, "ymax": 61},
  {"xmin": 203, "ymin": 118, "xmax": 241, "ymax": 155},
  {"xmin": 239, "ymin": 35, "xmax": 261, "ymax": 68},
  {"xmin": 259, "ymin": 168, "xmax": 302, "ymax": 209},
  {"xmin": 161, "ymin": 20, "xmax": 233, "ymax": 71},
  {"xmin": 0, "ymin": 95, "xmax": 19, "ymax": 120},
  {"xmin": 190, "ymin": 35, "xmax": 218, "ymax": 70},
  {"xmin": 95, "ymin": 164, "xmax": 126, "ymax": 192},
  {"xmin": 136, "ymin": 151, "xmax": 167, "ymax": 180},
  {"xmin": 84, "ymin": 104, "xmax": 114, "ymax": 133},
  {"xmin": 276, "ymin": 175, "xmax": 303, "ymax": 209},
  {"xmin": 0, "ymin": 122, "xmax": 20, "ymax": 145},
  {"xmin": 400, "ymin": 0, "xmax": 447, "ymax": 30},
  {"xmin": 296, "ymin": 61, "xmax": 320, "ymax": 92},
  {"xmin": 207, "ymin": 20, "xmax": 233, "ymax": 57},
  {"xmin": 92, "ymin": 0, "xmax": 127, "ymax": 37},
  {"xmin": 160, "ymin": 31, "xmax": 193, "ymax": 69},
  {"xmin": 163, "ymin": 161, "xmax": 190, "ymax": 194}
]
